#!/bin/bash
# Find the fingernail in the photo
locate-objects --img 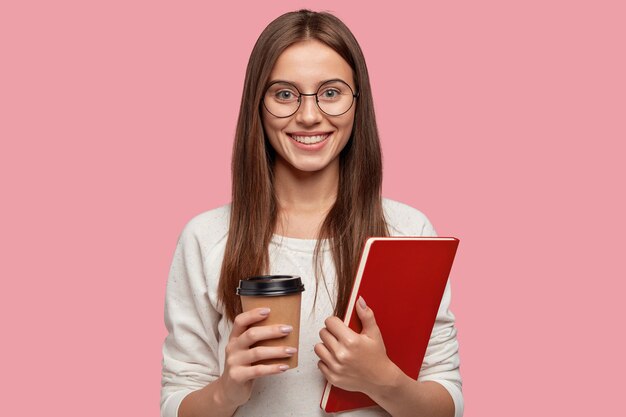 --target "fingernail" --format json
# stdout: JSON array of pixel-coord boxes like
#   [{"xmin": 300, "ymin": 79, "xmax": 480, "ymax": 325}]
[
  {"xmin": 358, "ymin": 296, "xmax": 367, "ymax": 309},
  {"xmin": 259, "ymin": 308, "xmax": 270, "ymax": 316},
  {"xmin": 279, "ymin": 365, "xmax": 289, "ymax": 371},
  {"xmin": 285, "ymin": 347, "xmax": 298, "ymax": 354},
  {"xmin": 280, "ymin": 325, "xmax": 293, "ymax": 333}
]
